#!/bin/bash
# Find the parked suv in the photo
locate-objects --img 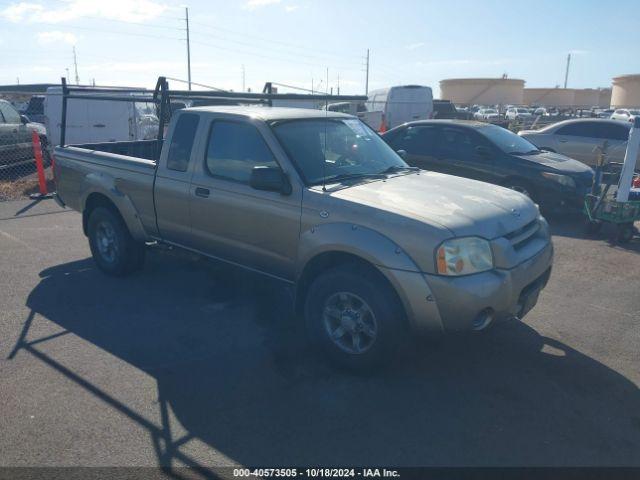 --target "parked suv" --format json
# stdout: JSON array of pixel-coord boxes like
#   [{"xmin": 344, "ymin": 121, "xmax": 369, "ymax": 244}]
[
  {"xmin": 383, "ymin": 120, "xmax": 594, "ymax": 211},
  {"xmin": 0, "ymin": 99, "xmax": 48, "ymax": 169}
]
